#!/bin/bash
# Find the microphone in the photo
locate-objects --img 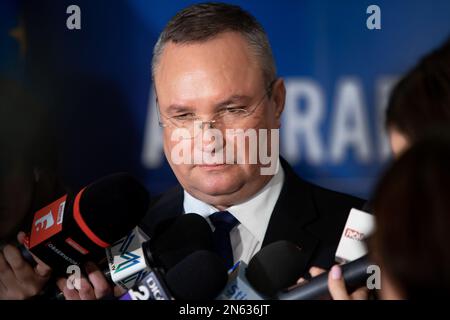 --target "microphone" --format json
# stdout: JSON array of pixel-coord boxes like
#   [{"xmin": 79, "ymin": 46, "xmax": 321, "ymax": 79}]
[
  {"xmin": 246, "ymin": 240, "xmax": 309, "ymax": 297},
  {"xmin": 143, "ymin": 213, "xmax": 214, "ymax": 270},
  {"xmin": 277, "ymin": 208, "xmax": 375, "ymax": 300},
  {"xmin": 104, "ymin": 226, "xmax": 150, "ymax": 289},
  {"xmin": 52, "ymin": 213, "xmax": 215, "ymax": 299},
  {"xmin": 335, "ymin": 208, "xmax": 375, "ymax": 263},
  {"xmin": 217, "ymin": 240, "xmax": 309, "ymax": 300},
  {"xmin": 216, "ymin": 261, "xmax": 265, "ymax": 300},
  {"xmin": 276, "ymin": 255, "xmax": 370, "ymax": 300},
  {"xmin": 22, "ymin": 173, "xmax": 150, "ymax": 276},
  {"xmin": 120, "ymin": 250, "xmax": 228, "ymax": 300},
  {"xmin": 106, "ymin": 213, "xmax": 214, "ymax": 289}
]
